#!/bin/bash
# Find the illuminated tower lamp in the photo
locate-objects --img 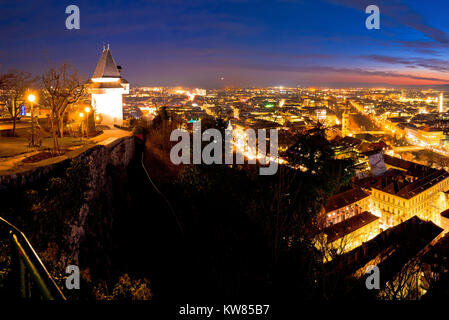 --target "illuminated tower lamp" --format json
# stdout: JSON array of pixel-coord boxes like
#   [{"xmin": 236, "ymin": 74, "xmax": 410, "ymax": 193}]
[{"xmin": 86, "ymin": 44, "xmax": 129, "ymax": 127}]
